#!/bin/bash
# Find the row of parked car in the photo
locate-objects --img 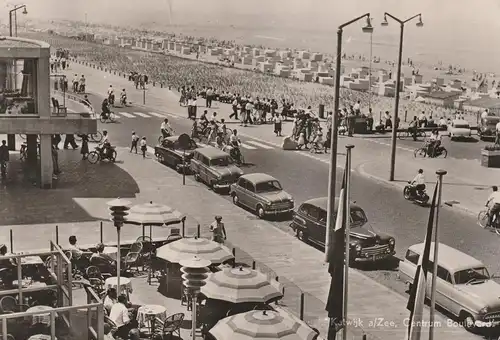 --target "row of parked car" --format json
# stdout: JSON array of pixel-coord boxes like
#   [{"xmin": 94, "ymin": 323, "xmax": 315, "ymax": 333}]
[{"xmin": 155, "ymin": 135, "xmax": 500, "ymax": 333}]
